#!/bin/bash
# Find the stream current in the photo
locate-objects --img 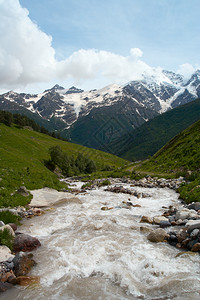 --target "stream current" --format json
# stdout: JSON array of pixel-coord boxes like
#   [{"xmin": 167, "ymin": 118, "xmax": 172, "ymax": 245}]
[{"xmin": 2, "ymin": 182, "xmax": 200, "ymax": 299}]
